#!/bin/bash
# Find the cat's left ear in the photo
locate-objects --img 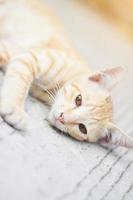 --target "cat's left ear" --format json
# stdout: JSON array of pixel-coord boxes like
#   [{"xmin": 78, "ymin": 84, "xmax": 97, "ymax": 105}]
[
  {"xmin": 98, "ymin": 123, "xmax": 133, "ymax": 148},
  {"xmin": 88, "ymin": 66, "xmax": 127, "ymax": 90}
]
